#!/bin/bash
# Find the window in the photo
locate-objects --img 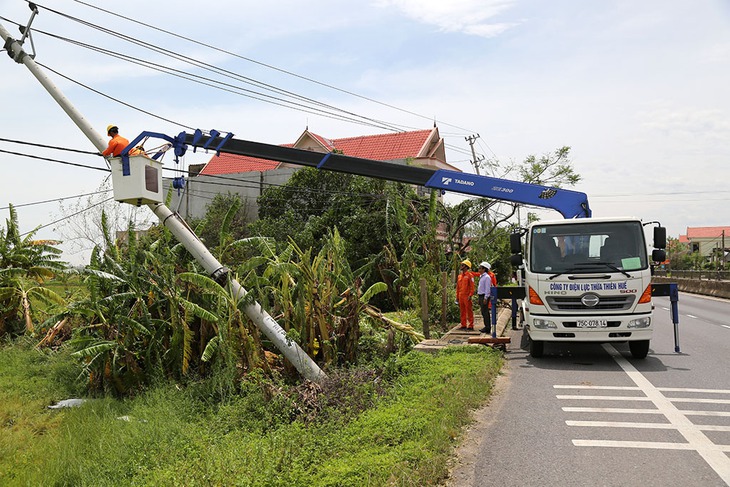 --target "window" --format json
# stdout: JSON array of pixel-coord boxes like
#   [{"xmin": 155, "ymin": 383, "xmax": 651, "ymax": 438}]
[{"xmin": 529, "ymin": 221, "xmax": 647, "ymax": 274}]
